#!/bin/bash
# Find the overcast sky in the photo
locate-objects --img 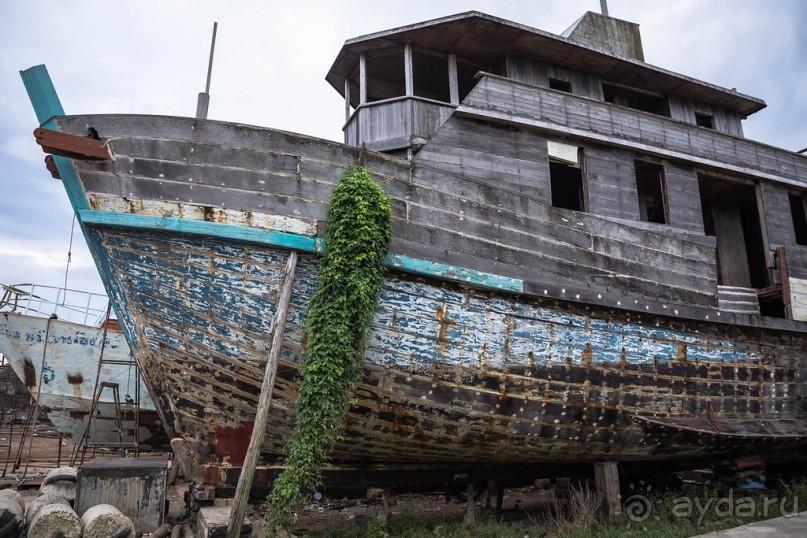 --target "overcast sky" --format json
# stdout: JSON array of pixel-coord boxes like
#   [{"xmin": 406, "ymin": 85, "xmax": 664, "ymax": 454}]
[{"xmin": 1, "ymin": 0, "xmax": 805, "ymax": 299}]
